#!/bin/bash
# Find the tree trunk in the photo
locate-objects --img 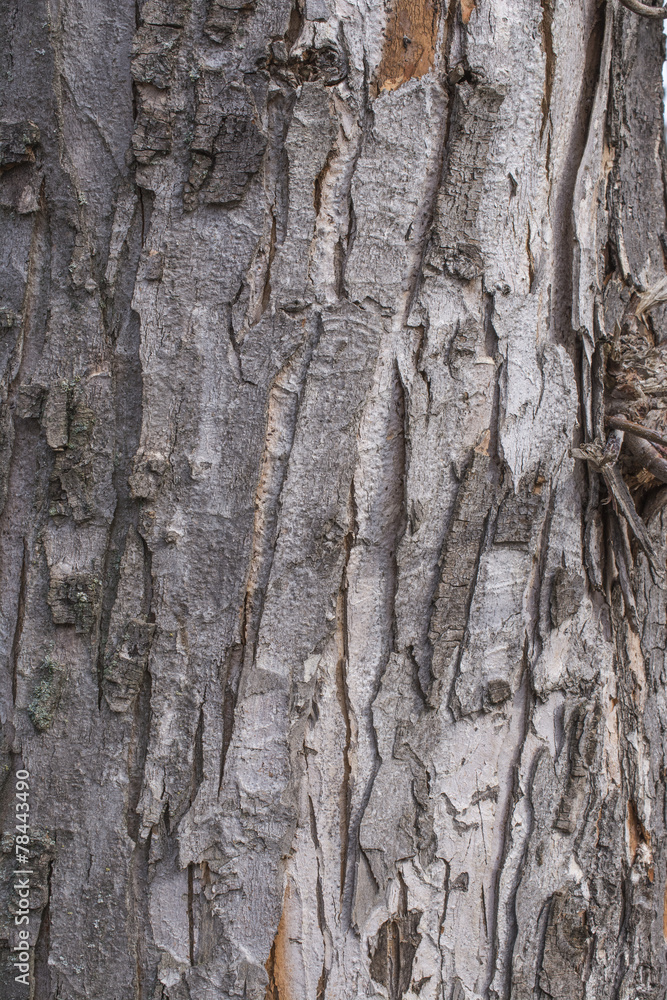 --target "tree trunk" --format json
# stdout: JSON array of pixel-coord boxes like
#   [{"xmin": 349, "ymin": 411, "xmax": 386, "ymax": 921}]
[{"xmin": 1, "ymin": 0, "xmax": 667, "ymax": 997}]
